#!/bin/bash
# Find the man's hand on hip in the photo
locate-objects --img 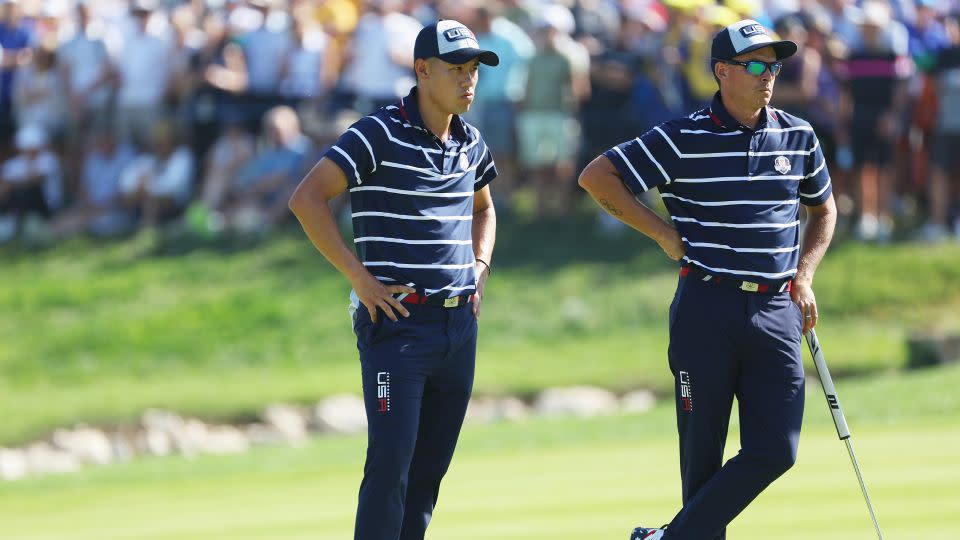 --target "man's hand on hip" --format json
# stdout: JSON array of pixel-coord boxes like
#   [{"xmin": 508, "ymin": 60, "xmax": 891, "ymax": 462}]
[
  {"xmin": 791, "ymin": 281, "xmax": 818, "ymax": 335},
  {"xmin": 350, "ymin": 271, "xmax": 414, "ymax": 323},
  {"xmin": 656, "ymin": 227, "xmax": 687, "ymax": 262}
]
